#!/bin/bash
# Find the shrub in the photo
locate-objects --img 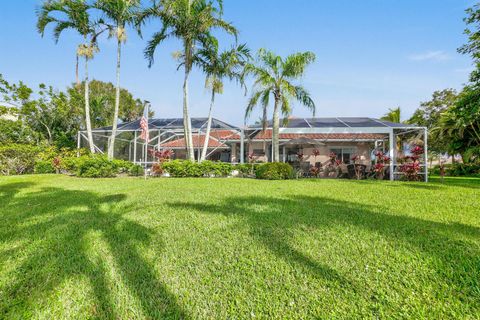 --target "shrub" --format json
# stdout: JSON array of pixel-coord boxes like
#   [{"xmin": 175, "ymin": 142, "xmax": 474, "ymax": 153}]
[
  {"xmin": 61, "ymin": 156, "xmax": 81, "ymax": 173},
  {"xmin": 0, "ymin": 144, "xmax": 42, "ymax": 175},
  {"xmin": 161, "ymin": 160, "xmax": 234, "ymax": 177},
  {"xmin": 112, "ymin": 159, "xmax": 134, "ymax": 174},
  {"xmin": 255, "ymin": 162, "xmax": 294, "ymax": 180},
  {"xmin": 129, "ymin": 164, "xmax": 144, "ymax": 176},
  {"xmin": 444, "ymin": 163, "xmax": 480, "ymax": 177},
  {"xmin": 34, "ymin": 160, "xmax": 55, "ymax": 174},
  {"xmin": 75, "ymin": 155, "xmax": 118, "ymax": 178}
]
